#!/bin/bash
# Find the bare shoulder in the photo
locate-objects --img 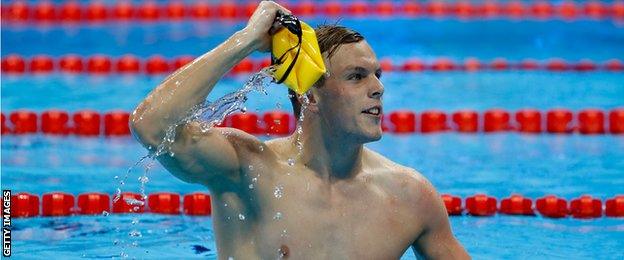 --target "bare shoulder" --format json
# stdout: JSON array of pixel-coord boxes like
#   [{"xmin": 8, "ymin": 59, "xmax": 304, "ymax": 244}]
[{"xmin": 363, "ymin": 148, "xmax": 438, "ymax": 206}]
